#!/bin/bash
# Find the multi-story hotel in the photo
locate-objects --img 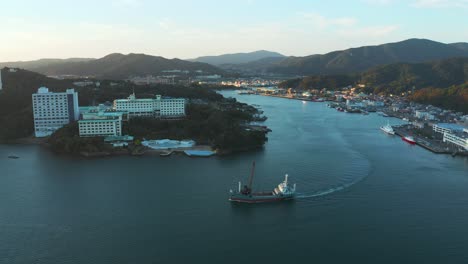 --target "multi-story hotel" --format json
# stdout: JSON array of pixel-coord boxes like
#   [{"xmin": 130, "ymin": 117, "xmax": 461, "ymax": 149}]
[
  {"xmin": 32, "ymin": 87, "xmax": 79, "ymax": 137},
  {"xmin": 433, "ymin": 123, "xmax": 466, "ymax": 135},
  {"xmin": 78, "ymin": 106, "xmax": 125, "ymax": 137},
  {"xmin": 78, "ymin": 117, "xmax": 123, "ymax": 137},
  {"xmin": 443, "ymin": 131, "xmax": 468, "ymax": 151},
  {"xmin": 113, "ymin": 93, "xmax": 185, "ymax": 118}
]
